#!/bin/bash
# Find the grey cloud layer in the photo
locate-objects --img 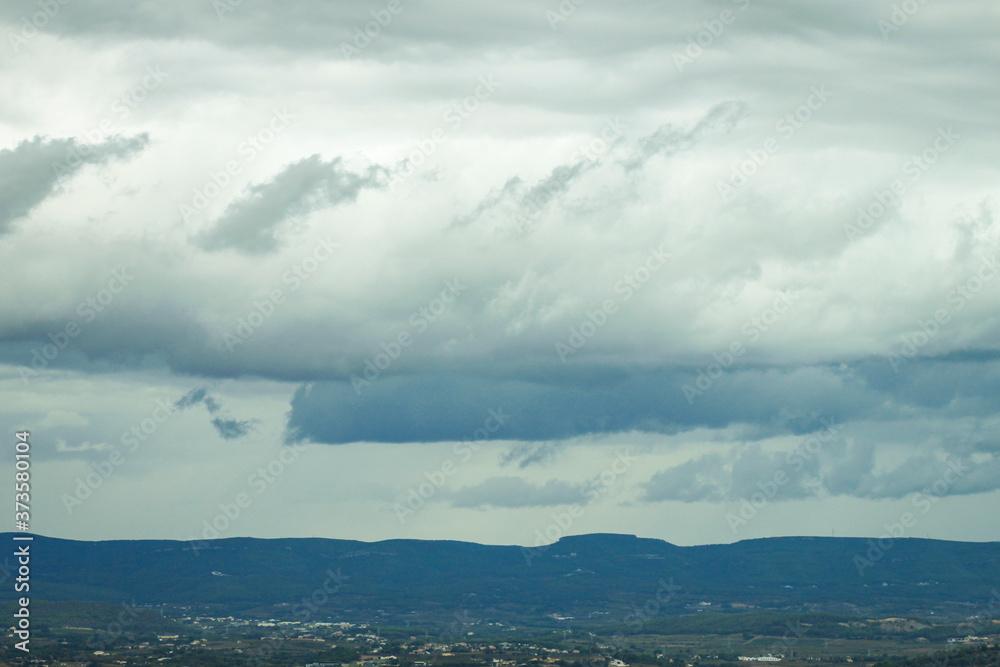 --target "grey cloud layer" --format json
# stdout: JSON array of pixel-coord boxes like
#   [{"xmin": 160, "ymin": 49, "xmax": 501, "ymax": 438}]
[
  {"xmin": 5, "ymin": 1, "xmax": 991, "ymax": 67},
  {"xmin": 642, "ymin": 438, "xmax": 1000, "ymax": 504}
]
